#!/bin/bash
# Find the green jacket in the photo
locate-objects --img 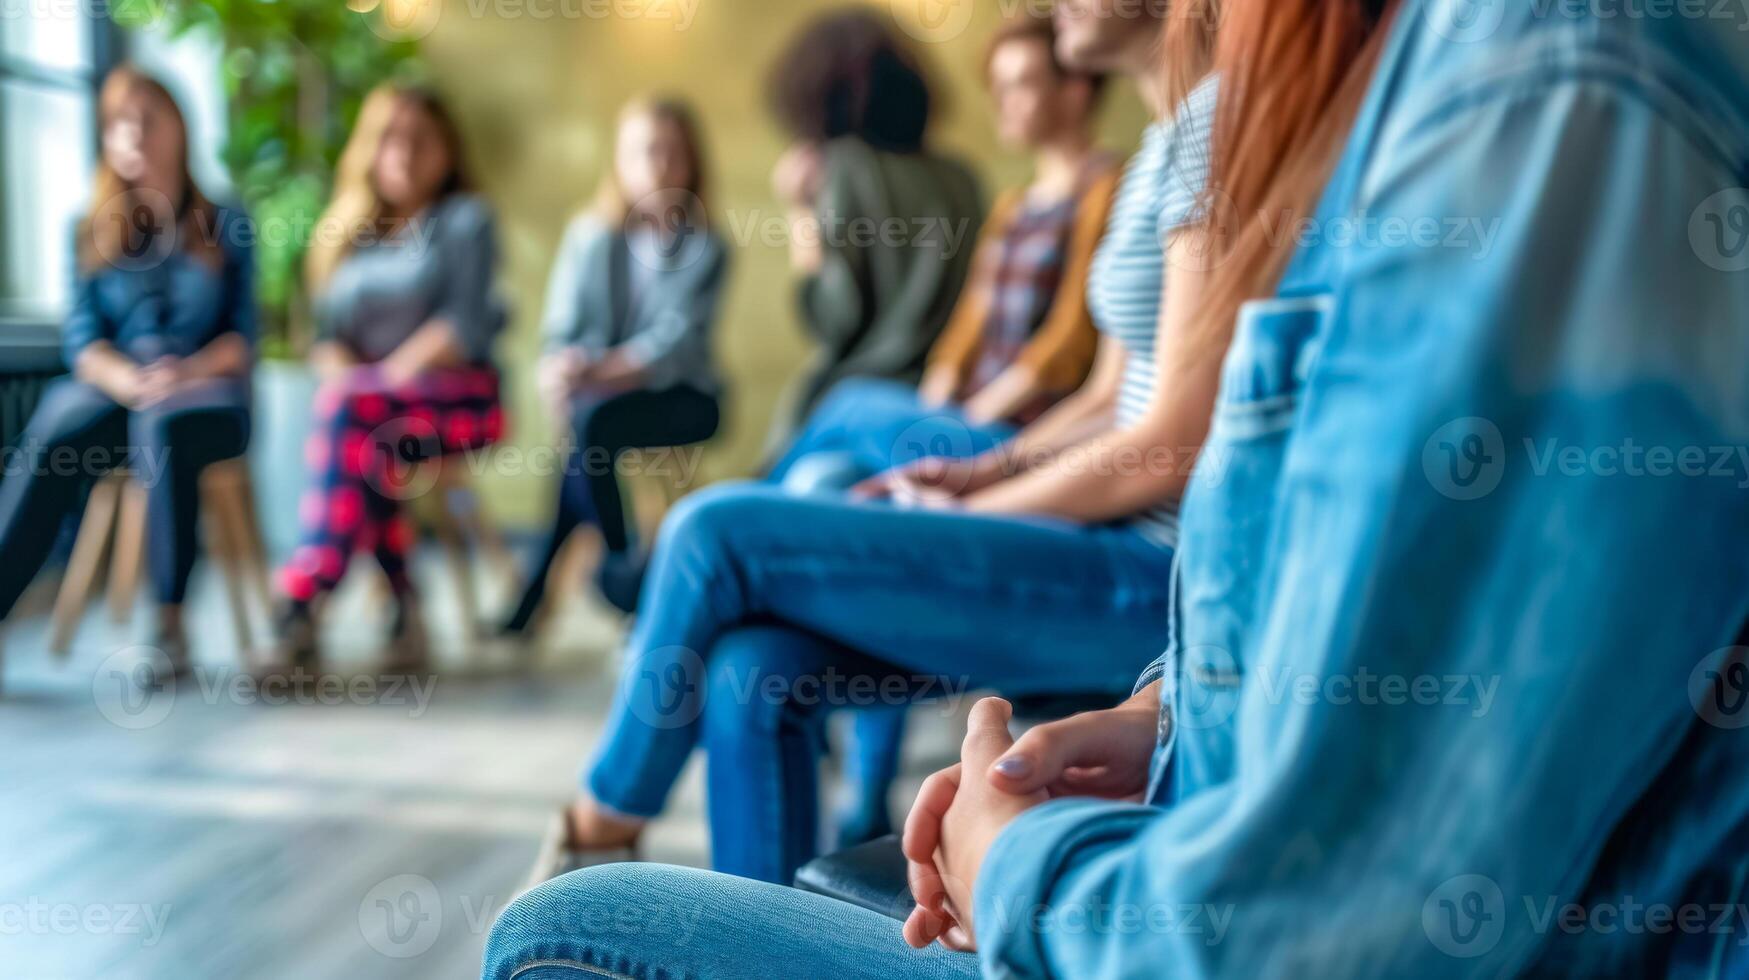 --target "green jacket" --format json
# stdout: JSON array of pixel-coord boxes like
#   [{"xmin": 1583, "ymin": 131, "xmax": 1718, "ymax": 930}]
[{"xmin": 787, "ymin": 137, "xmax": 984, "ymax": 429}]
